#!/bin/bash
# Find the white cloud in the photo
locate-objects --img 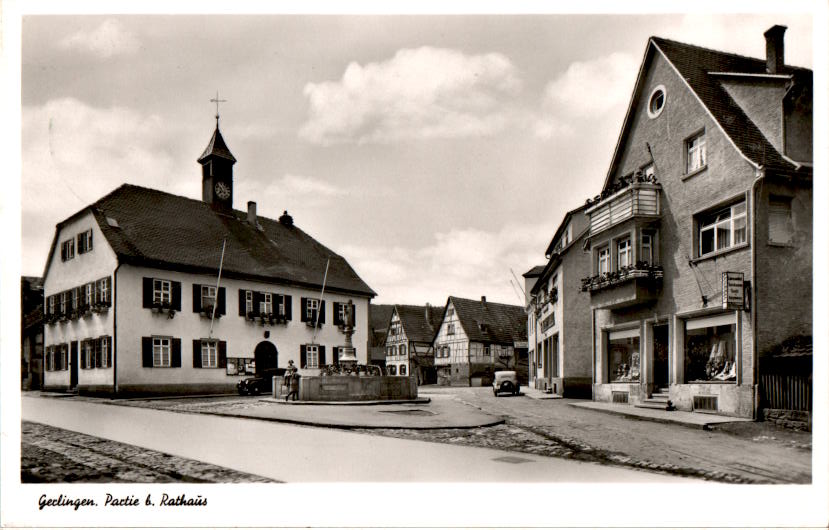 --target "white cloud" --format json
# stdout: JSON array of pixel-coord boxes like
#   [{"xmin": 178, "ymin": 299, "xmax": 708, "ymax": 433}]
[
  {"xmin": 534, "ymin": 52, "xmax": 637, "ymax": 139},
  {"xmin": 300, "ymin": 46, "xmax": 522, "ymax": 144},
  {"xmin": 340, "ymin": 222, "xmax": 552, "ymax": 305},
  {"xmin": 278, "ymin": 174, "xmax": 345, "ymax": 196},
  {"xmin": 22, "ymin": 98, "xmax": 190, "ymax": 274},
  {"xmin": 58, "ymin": 19, "xmax": 140, "ymax": 58}
]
